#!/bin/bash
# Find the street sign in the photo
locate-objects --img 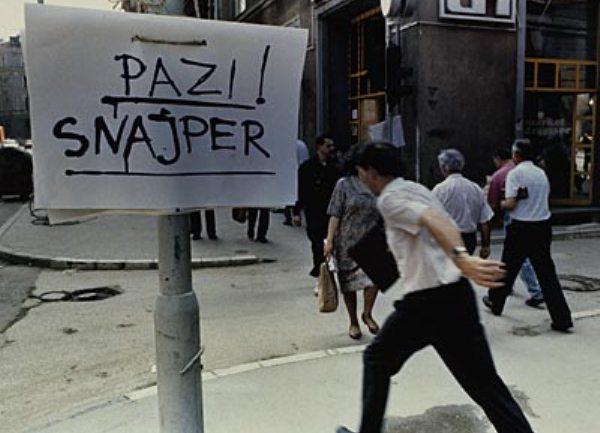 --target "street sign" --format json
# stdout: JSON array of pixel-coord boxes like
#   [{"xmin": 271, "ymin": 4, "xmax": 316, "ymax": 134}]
[
  {"xmin": 24, "ymin": 5, "xmax": 308, "ymax": 211},
  {"xmin": 439, "ymin": 0, "xmax": 516, "ymax": 24}
]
